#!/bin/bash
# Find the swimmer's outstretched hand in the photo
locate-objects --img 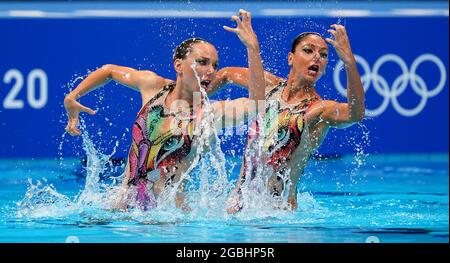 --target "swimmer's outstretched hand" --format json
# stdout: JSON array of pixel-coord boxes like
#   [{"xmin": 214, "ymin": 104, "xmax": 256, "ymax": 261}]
[
  {"xmin": 325, "ymin": 24, "xmax": 355, "ymax": 65},
  {"xmin": 64, "ymin": 96, "xmax": 96, "ymax": 136},
  {"xmin": 223, "ymin": 9, "xmax": 259, "ymax": 51}
]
